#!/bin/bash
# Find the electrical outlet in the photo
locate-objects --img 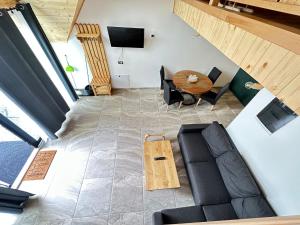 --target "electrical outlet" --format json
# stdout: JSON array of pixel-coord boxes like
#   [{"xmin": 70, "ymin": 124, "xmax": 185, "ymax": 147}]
[{"xmin": 118, "ymin": 61, "xmax": 124, "ymax": 64}]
